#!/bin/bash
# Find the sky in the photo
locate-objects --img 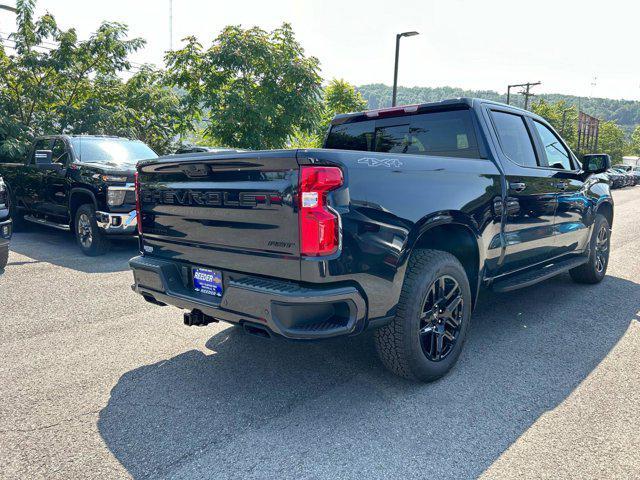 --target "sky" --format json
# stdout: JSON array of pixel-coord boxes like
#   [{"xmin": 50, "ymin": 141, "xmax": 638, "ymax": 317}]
[{"xmin": 1, "ymin": 0, "xmax": 639, "ymax": 100}]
